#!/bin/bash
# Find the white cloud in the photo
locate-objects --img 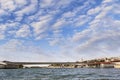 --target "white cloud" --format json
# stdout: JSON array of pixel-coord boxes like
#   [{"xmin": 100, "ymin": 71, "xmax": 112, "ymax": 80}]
[
  {"xmin": 95, "ymin": 6, "xmax": 113, "ymax": 19},
  {"xmin": 0, "ymin": 24, "xmax": 7, "ymax": 40},
  {"xmin": 102, "ymin": 0, "xmax": 113, "ymax": 3},
  {"xmin": 14, "ymin": 0, "xmax": 38, "ymax": 21},
  {"xmin": 48, "ymin": 34, "xmax": 64, "ymax": 46},
  {"xmin": 0, "ymin": 39, "xmax": 23, "ymax": 52},
  {"xmin": 112, "ymin": 3, "xmax": 120, "ymax": 14},
  {"xmin": 0, "ymin": 34, "xmax": 5, "ymax": 40},
  {"xmin": 62, "ymin": 11, "xmax": 76, "ymax": 18},
  {"xmin": 49, "ymin": 38, "xmax": 60, "ymax": 46},
  {"xmin": 14, "ymin": 0, "xmax": 27, "ymax": 8},
  {"xmin": 0, "ymin": 0, "xmax": 16, "ymax": 12},
  {"xmin": 72, "ymin": 29, "xmax": 91, "ymax": 42},
  {"xmin": 0, "ymin": 39, "xmax": 38, "ymax": 61},
  {"xmin": 75, "ymin": 34, "xmax": 120, "ymax": 59},
  {"xmin": 0, "ymin": 39, "xmax": 71, "ymax": 62},
  {"xmin": 52, "ymin": 19, "xmax": 65, "ymax": 30},
  {"xmin": 15, "ymin": 0, "xmax": 38, "ymax": 14},
  {"xmin": 55, "ymin": 0, "xmax": 73, "ymax": 9},
  {"xmin": 0, "ymin": 9, "xmax": 8, "ymax": 16},
  {"xmin": 0, "ymin": 24, "xmax": 7, "ymax": 31},
  {"xmin": 40, "ymin": 0, "xmax": 73, "ymax": 9},
  {"xmin": 71, "ymin": 0, "xmax": 120, "ymax": 59},
  {"xmin": 35, "ymin": 34, "xmax": 48, "ymax": 40},
  {"xmin": 87, "ymin": 6, "xmax": 101, "ymax": 15},
  {"xmin": 31, "ymin": 20, "xmax": 48, "ymax": 35},
  {"xmin": 31, "ymin": 15, "xmax": 52, "ymax": 40},
  {"xmin": 74, "ymin": 15, "xmax": 91, "ymax": 27},
  {"xmin": 16, "ymin": 24, "xmax": 31, "ymax": 38},
  {"xmin": 40, "ymin": 0, "xmax": 54, "ymax": 8}
]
